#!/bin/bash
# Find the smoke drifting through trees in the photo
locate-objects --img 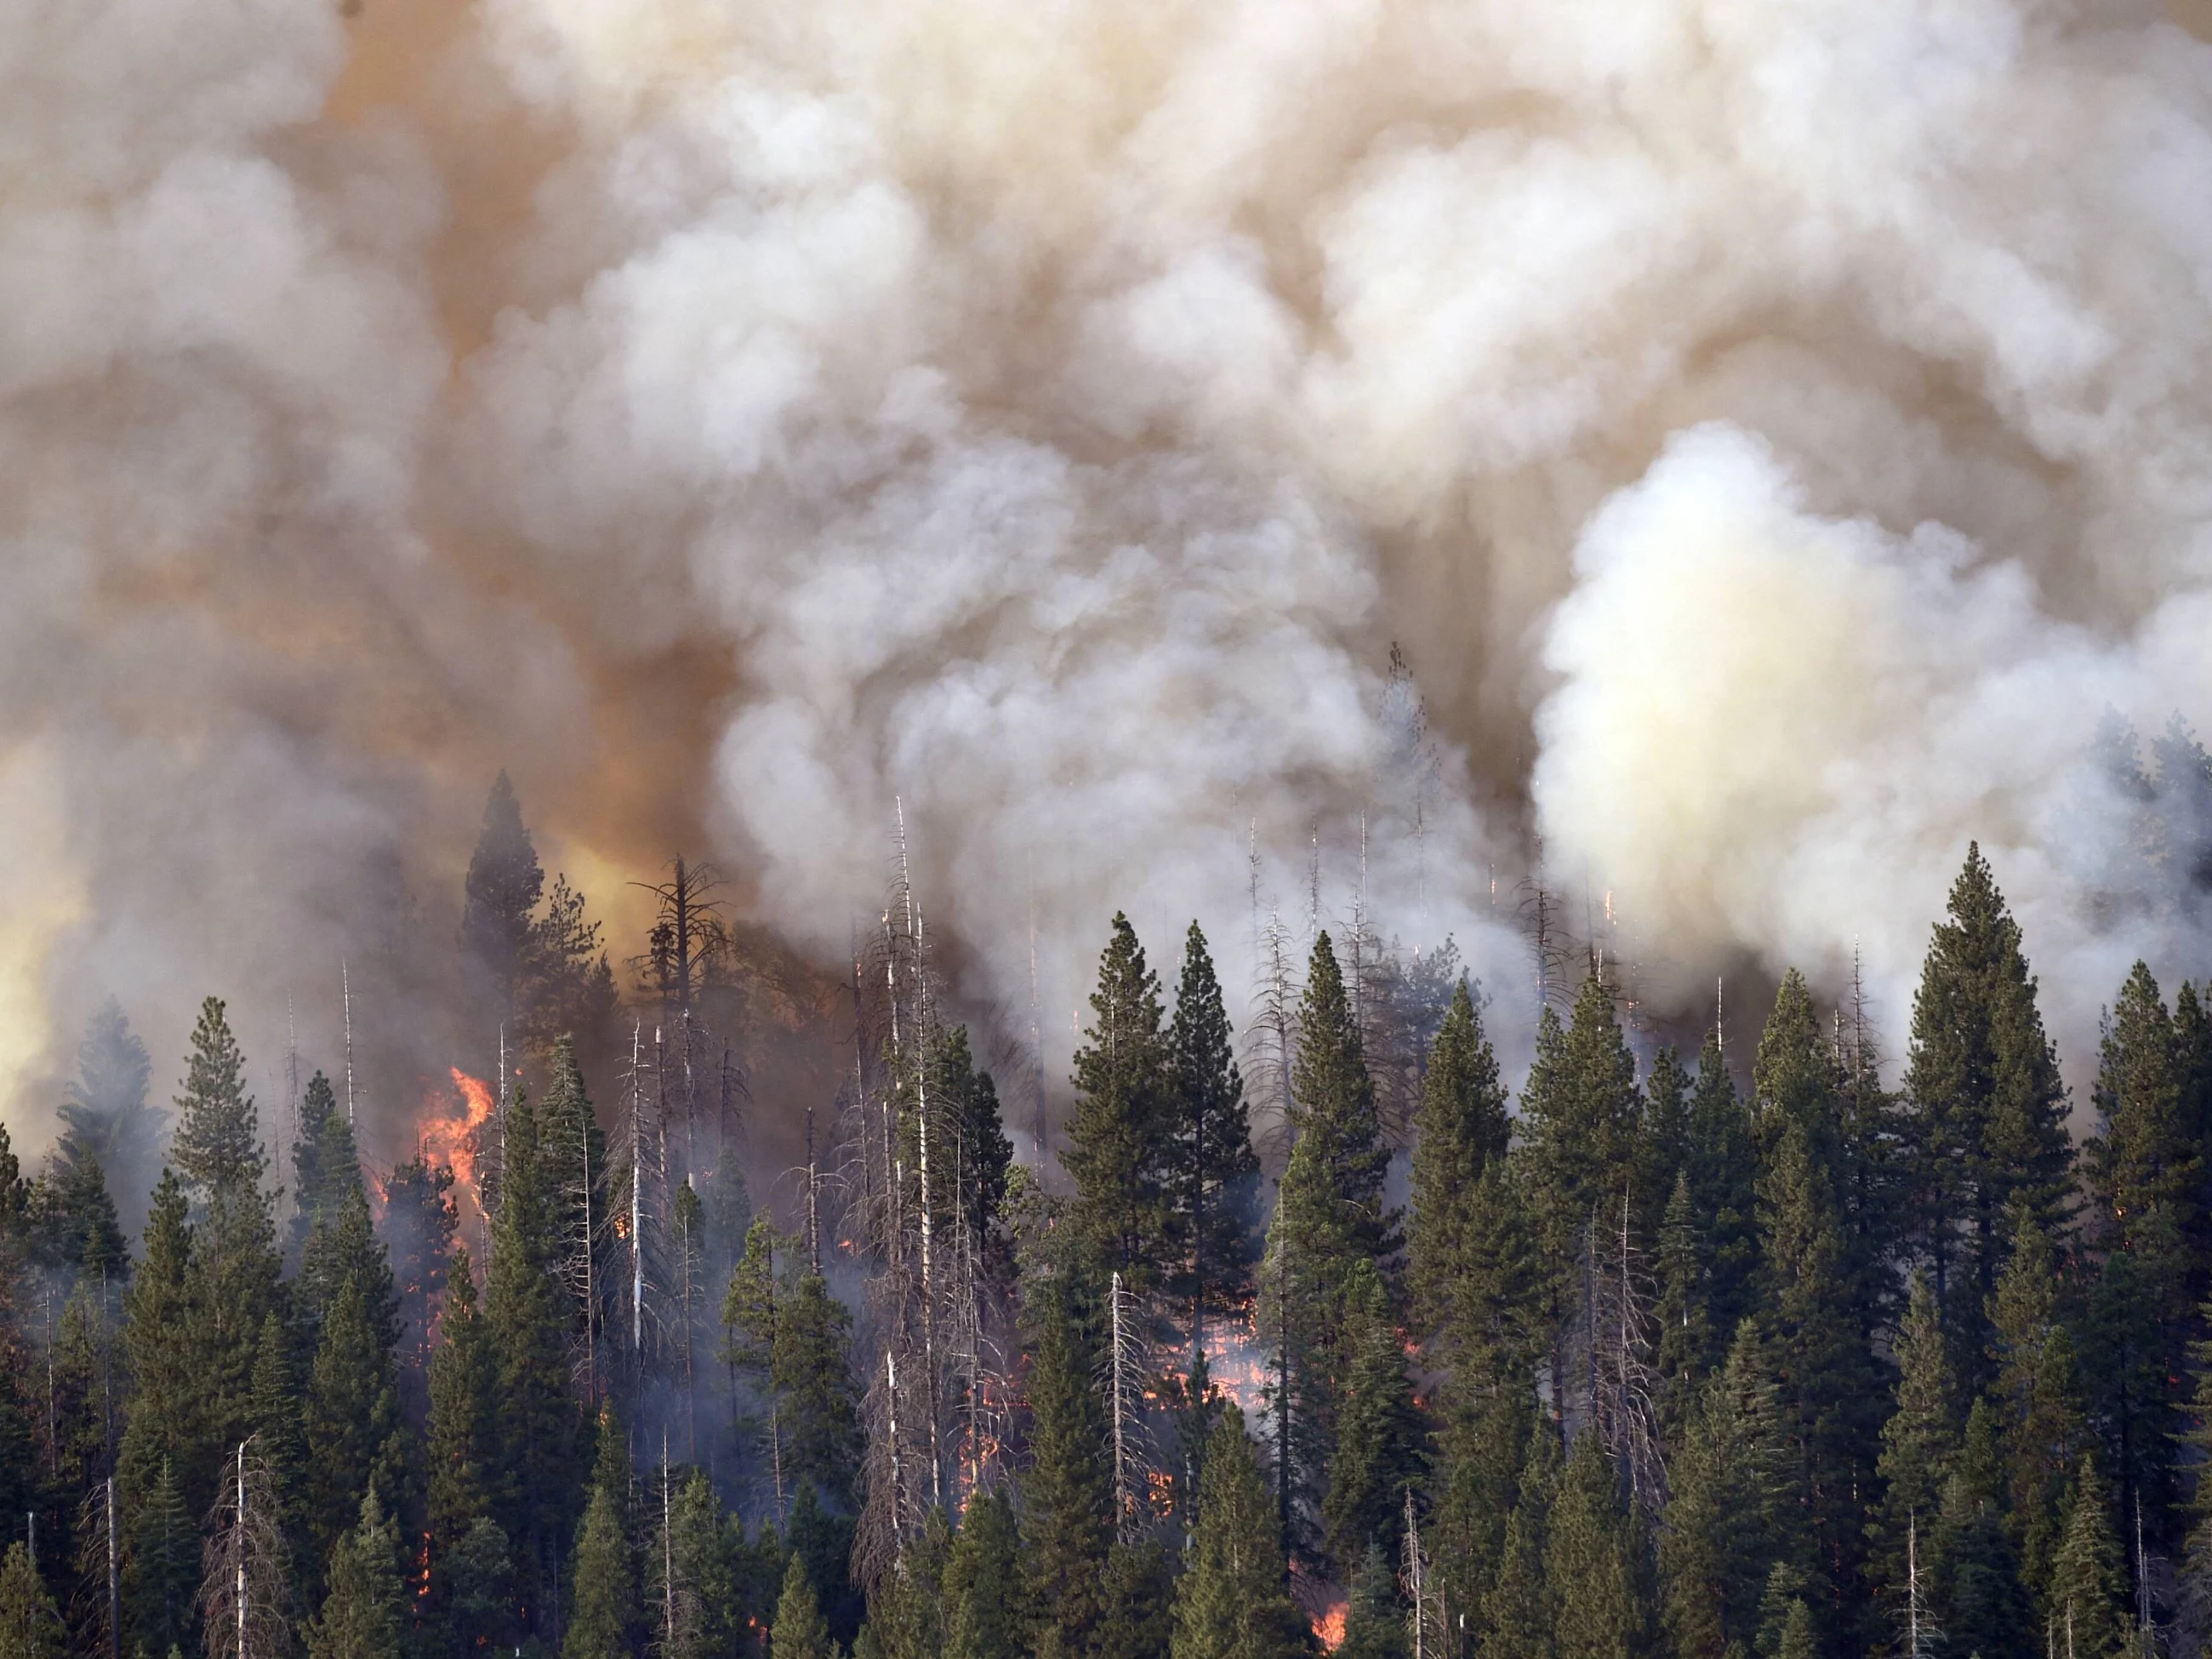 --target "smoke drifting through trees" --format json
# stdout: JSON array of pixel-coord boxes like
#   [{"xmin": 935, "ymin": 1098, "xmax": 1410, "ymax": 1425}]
[{"xmin": 12, "ymin": 0, "xmax": 2212, "ymax": 1162}]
